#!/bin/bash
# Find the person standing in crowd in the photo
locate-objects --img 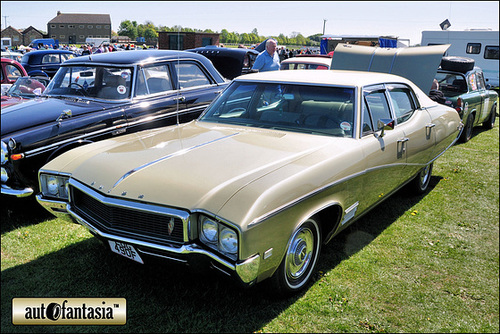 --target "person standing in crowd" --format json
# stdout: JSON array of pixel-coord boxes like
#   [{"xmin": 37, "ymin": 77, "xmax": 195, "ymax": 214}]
[
  {"xmin": 252, "ymin": 39, "xmax": 280, "ymax": 72},
  {"xmin": 279, "ymin": 47, "xmax": 288, "ymax": 62}
]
